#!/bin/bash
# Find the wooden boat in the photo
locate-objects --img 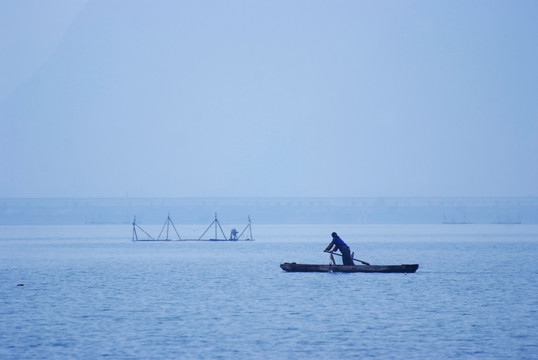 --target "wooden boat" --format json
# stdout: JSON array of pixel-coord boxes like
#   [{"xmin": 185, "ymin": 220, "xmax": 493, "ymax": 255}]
[{"xmin": 280, "ymin": 262, "xmax": 419, "ymax": 273}]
